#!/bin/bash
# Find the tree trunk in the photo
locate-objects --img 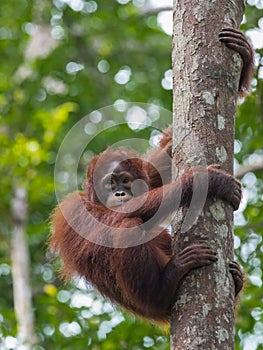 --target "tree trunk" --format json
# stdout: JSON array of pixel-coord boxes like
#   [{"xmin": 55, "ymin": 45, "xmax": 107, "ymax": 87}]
[
  {"xmin": 11, "ymin": 186, "xmax": 37, "ymax": 349},
  {"xmin": 170, "ymin": 1, "xmax": 245, "ymax": 349}
]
